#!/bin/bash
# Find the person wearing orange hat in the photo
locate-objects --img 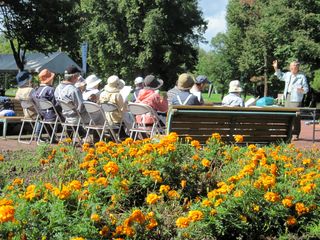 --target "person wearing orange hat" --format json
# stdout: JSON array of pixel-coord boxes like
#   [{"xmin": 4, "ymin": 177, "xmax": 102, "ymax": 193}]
[{"xmin": 32, "ymin": 69, "xmax": 60, "ymax": 142}]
